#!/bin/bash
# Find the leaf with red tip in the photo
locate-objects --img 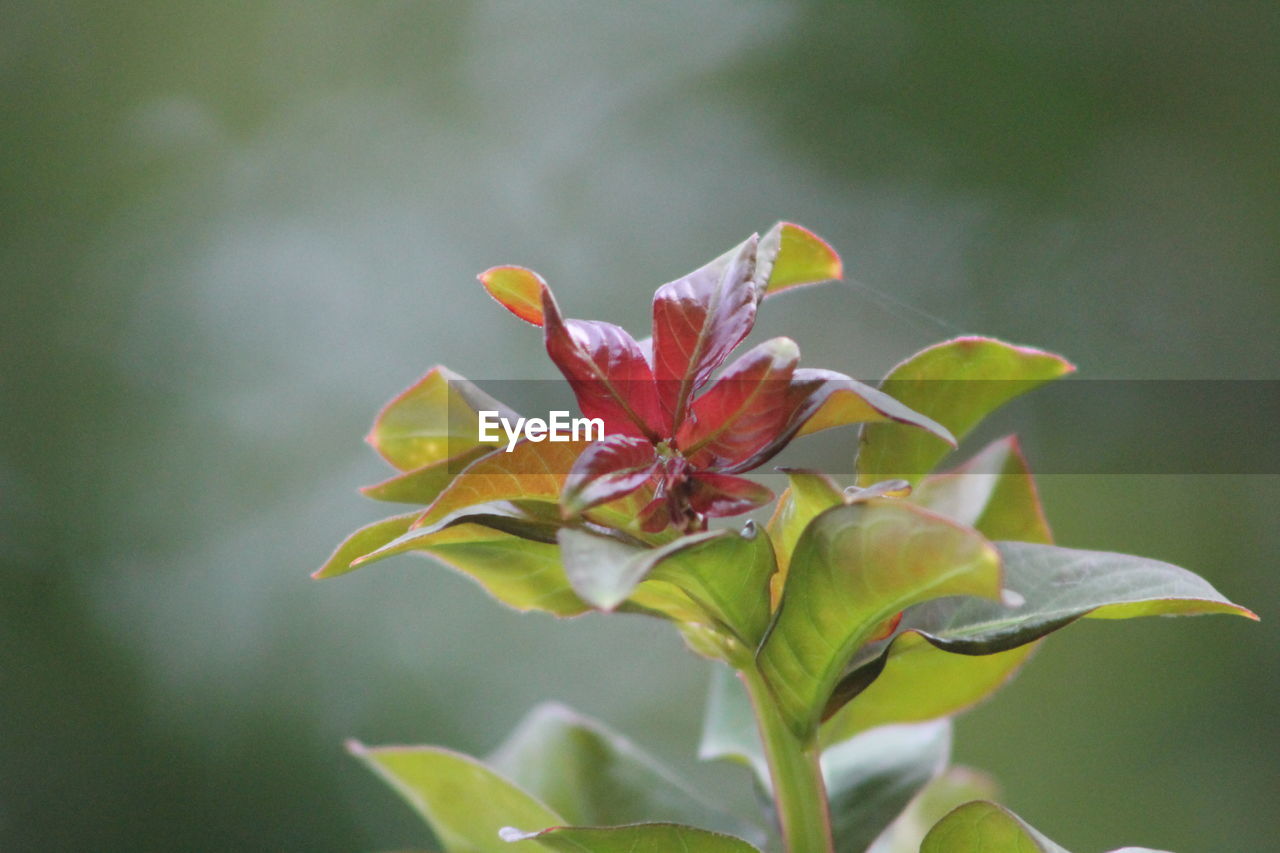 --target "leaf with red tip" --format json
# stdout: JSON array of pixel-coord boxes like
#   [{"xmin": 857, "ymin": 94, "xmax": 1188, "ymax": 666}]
[
  {"xmin": 542, "ymin": 287, "xmax": 668, "ymax": 439},
  {"xmin": 652, "ymin": 235, "xmax": 760, "ymax": 424},
  {"xmin": 913, "ymin": 435, "xmax": 1053, "ymax": 545},
  {"xmin": 758, "ymin": 222, "xmax": 843, "ymax": 296},
  {"xmin": 858, "ymin": 337, "xmax": 1075, "ymax": 488},
  {"xmin": 676, "ymin": 337, "xmax": 800, "ymax": 469},
  {"xmin": 561, "ymin": 435, "xmax": 660, "ymax": 515},
  {"xmin": 480, "ymin": 265, "xmax": 548, "ymax": 326},
  {"xmin": 367, "ymin": 365, "xmax": 518, "ymax": 472},
  {"xmin": 687, "ymin": 473, "xmax": 775, "ymax": 518}
]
